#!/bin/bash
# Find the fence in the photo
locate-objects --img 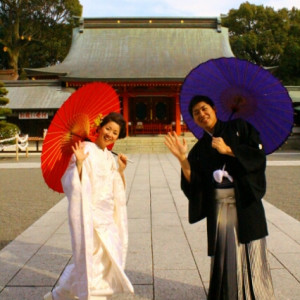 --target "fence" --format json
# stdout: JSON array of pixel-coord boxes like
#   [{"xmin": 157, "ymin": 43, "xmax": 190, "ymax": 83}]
[{"xmin": 0, "ymin": 135, "xmax": 29, "ymax": 160}]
